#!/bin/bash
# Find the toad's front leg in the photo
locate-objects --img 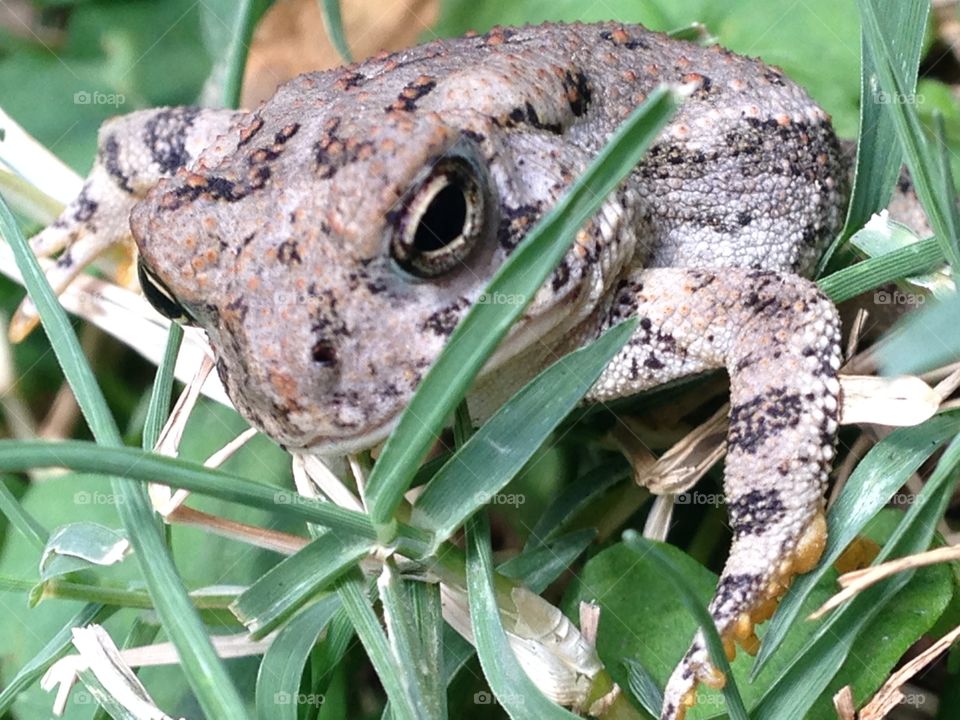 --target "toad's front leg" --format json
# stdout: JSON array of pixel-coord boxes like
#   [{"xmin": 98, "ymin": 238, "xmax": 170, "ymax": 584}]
[
  {"xmin": 583, "ymin": 267, "xmax": 840, "ymax": 720},
  {"xmin": 11, "ymin": 107, "xmax": 242, "ymax": 341}
]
